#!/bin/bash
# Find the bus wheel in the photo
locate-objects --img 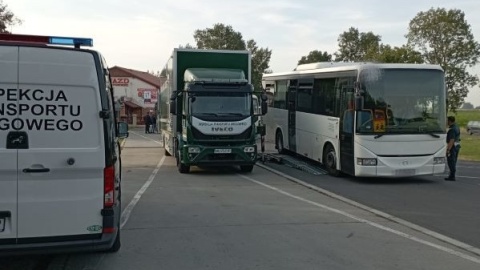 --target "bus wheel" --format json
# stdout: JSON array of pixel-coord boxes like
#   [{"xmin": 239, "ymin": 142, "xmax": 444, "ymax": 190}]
[
  {"xmin": 276, "ymin": 131, "xmax": 285, "ymax": 154},
  {"xmin": 324, "ymin": 144, "xmax": 340, "ymax": 177}
]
